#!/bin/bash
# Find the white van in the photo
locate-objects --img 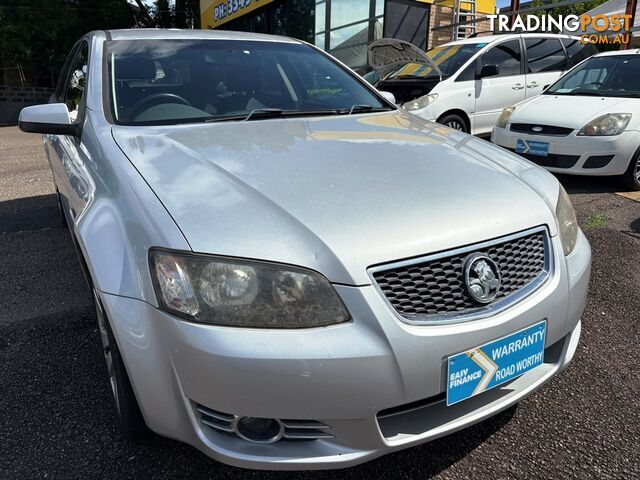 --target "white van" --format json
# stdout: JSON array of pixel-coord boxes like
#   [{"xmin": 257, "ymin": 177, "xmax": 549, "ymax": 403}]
[{"xmin": 368, "ymin": 34, "xmax": 597, "ymax": 136}]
